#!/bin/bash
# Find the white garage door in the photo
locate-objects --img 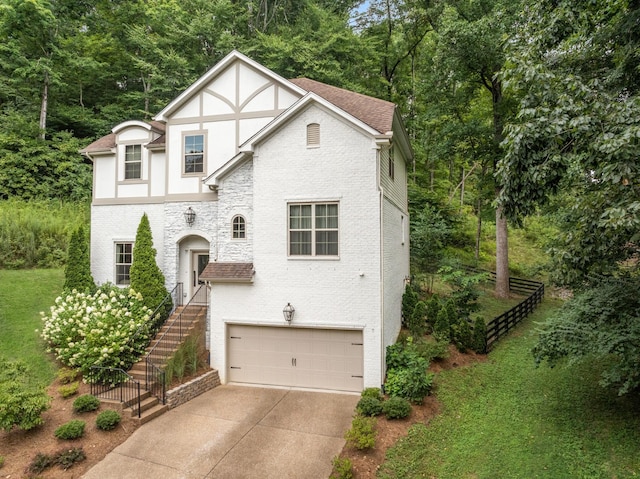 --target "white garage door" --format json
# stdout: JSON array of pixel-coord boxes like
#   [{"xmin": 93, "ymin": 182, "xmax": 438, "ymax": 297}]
[{"xmin": 227, "ymin": 325, "xmax": 364, "ymax": 392}]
